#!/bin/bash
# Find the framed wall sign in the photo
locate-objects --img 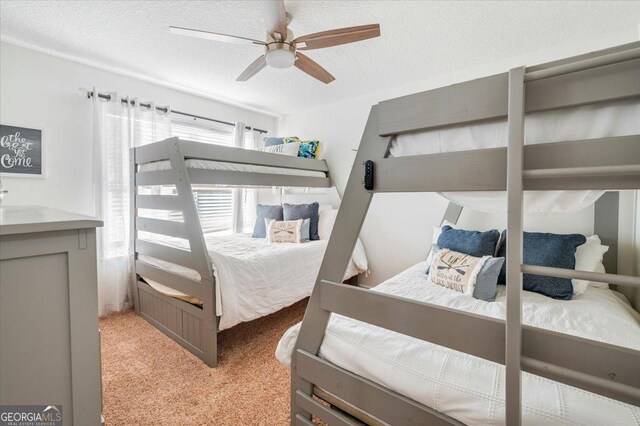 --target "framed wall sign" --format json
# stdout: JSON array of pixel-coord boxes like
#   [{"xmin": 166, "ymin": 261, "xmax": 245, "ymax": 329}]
[{"xmin": 0, "ymin": 124, "xmax": 44, "ymax": 177}]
